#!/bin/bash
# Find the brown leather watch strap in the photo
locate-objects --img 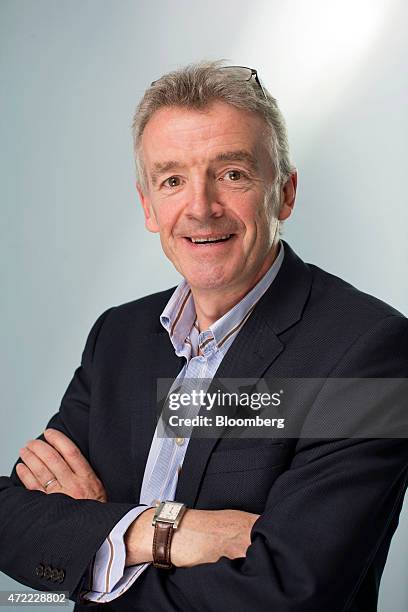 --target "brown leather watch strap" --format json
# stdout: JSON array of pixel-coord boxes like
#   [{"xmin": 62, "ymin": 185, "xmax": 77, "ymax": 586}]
[{"xmin": 152, "ymin": 521, "xmax": 174, "ymax": 569}]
